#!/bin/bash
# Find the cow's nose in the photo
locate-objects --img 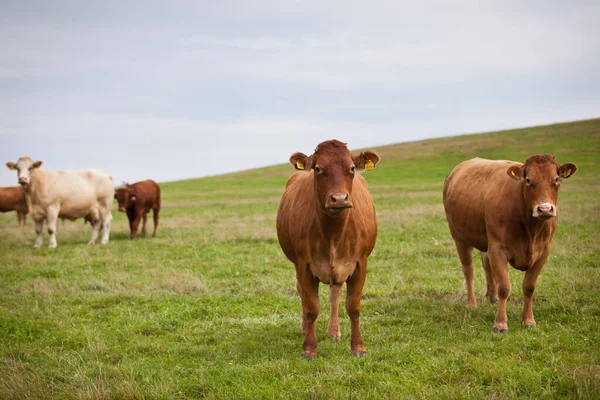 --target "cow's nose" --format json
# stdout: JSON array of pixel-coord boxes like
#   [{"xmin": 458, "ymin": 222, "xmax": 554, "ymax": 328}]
[
  {"xmin": 535, "ymin": 203, "xmax": 556, "ymax": 218},
  {"xmin": 18, "ymin": 177, "xmax": 28, "ymax": 184},
  {"xmin": 327, "ymin": 193, "xmax": 352, "ymax": 209}
]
